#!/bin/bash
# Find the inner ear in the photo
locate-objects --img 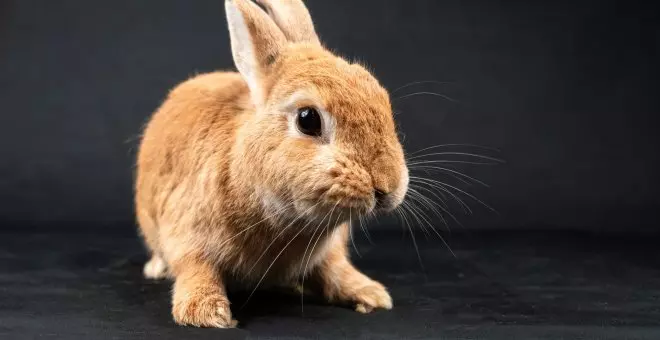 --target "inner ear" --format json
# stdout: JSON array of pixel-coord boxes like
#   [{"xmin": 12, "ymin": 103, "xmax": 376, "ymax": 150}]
[{"xmin": 225, "ymin": 0, "xmax": 287, "ymax": 105}]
